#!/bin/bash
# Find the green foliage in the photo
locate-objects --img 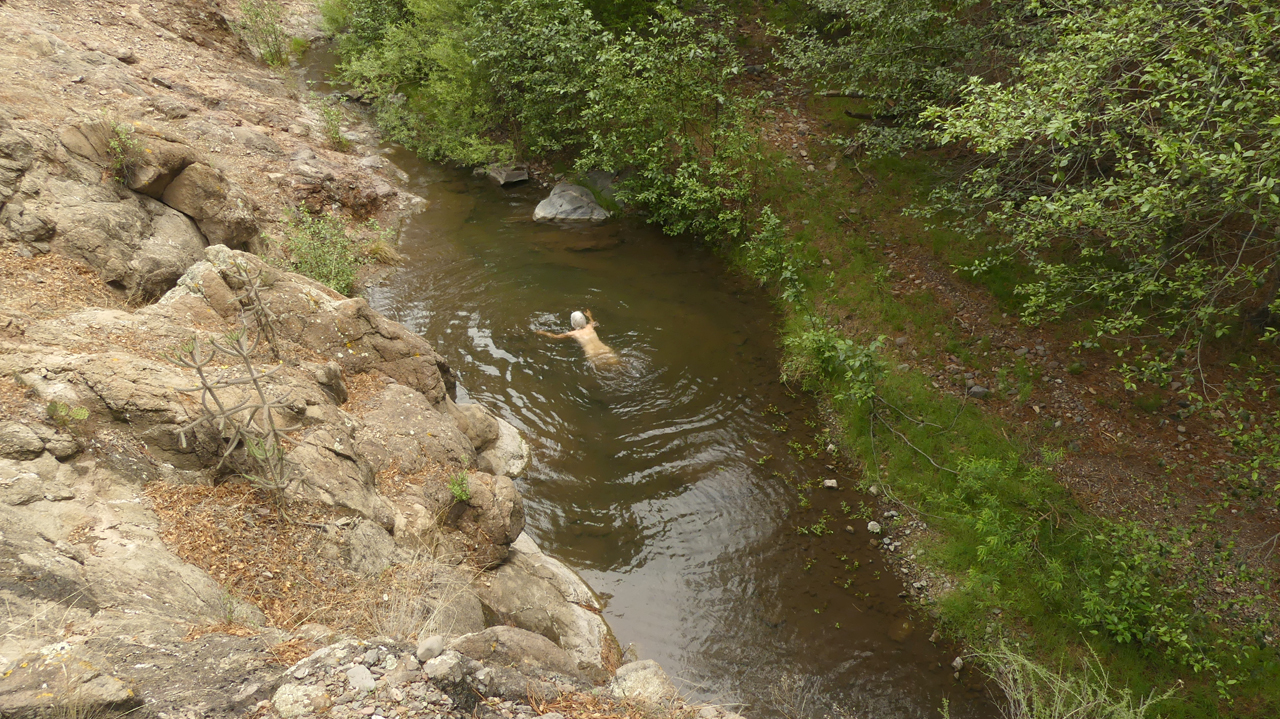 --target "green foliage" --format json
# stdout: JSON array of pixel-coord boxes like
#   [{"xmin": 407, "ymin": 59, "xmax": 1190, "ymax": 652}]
[
  {"xmin": 327, "ymin": 0, "xmax": 761, "ymax": 239},
  {"xmin": 318, "ymin": 101, "xmax": 351, "ymax": 152},
  {"xmin": 46, "ymin": 401, "xmax": 89, "ymax": 428},
  {"xmin": 328, "ymin": 0, "xmax": 506, "ymax": 165},
  {"xmin": 469, "ymin": 0, "xmax": 605, "ymax": 156},
  {"xmin": 104, "ymin": 120, "xmax": 140, "ymax": 182},
  {"xmin": 234, "ymin": 0, "xmax": 289, "ymax": 66},
  {"xmin": 277, "ymin": 209, "xmax": 372, "ymax": 296},
  {"xmin": 777, "ymin": 0, "xmax": 1038, "ymax": 152},
  {"xmin": 1193, "ymin": 361, "xmax": 1280, "ymax": 501},
  {"xmin": 447, "ymin": 471, "xmax": 471, "ymax": 503},
  {"xmin": 783, "ymin": 326, "xmax": 886, "ymax": 404},
  {"xmin": 922, "ymin": 0, "xmax": 1280, "ymax": 372},
  {"xmin": 574, "ymin": 5, "xmax": 763, "ymax": 239}
]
